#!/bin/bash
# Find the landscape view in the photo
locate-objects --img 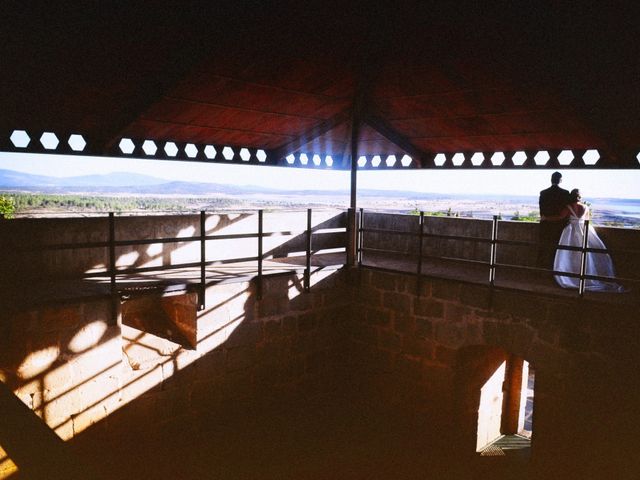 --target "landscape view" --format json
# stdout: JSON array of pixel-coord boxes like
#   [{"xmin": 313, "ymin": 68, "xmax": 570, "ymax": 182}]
[{"xmin": 1, "ymin": 166, "xmax": 640, "ymax": 228}]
